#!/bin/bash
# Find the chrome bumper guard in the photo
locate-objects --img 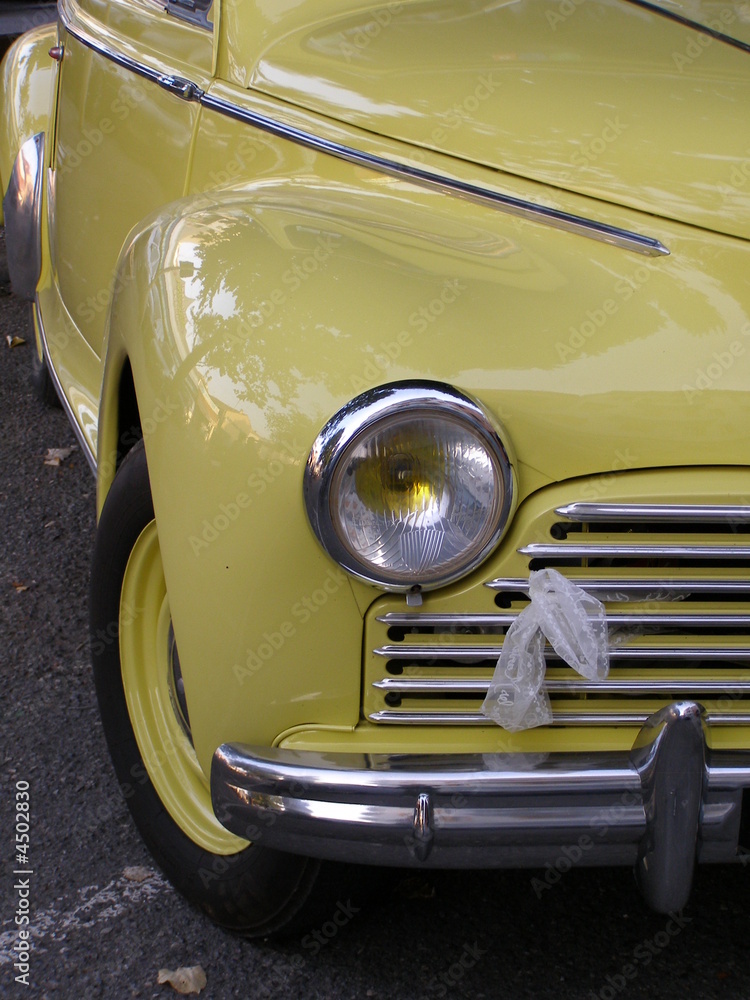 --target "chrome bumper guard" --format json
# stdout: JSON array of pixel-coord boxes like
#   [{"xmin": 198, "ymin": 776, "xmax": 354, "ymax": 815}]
[{"xmin": 211, "ymin": 702, "xmax": 750, "ymax": 913}]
